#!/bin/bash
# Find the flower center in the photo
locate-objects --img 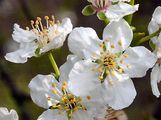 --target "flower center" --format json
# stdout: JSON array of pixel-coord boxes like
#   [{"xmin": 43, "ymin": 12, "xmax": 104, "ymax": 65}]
[
  {"xmin": 26, "ymin": 16, "xmax": 61, "ymax": 48},
  {"xmin": 47, "ymin": 82, "xmax": 88, "ymax": 120},
  {"xmin": 93, "ymin": 42, "xmax": 123, "ymax": 83}
]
